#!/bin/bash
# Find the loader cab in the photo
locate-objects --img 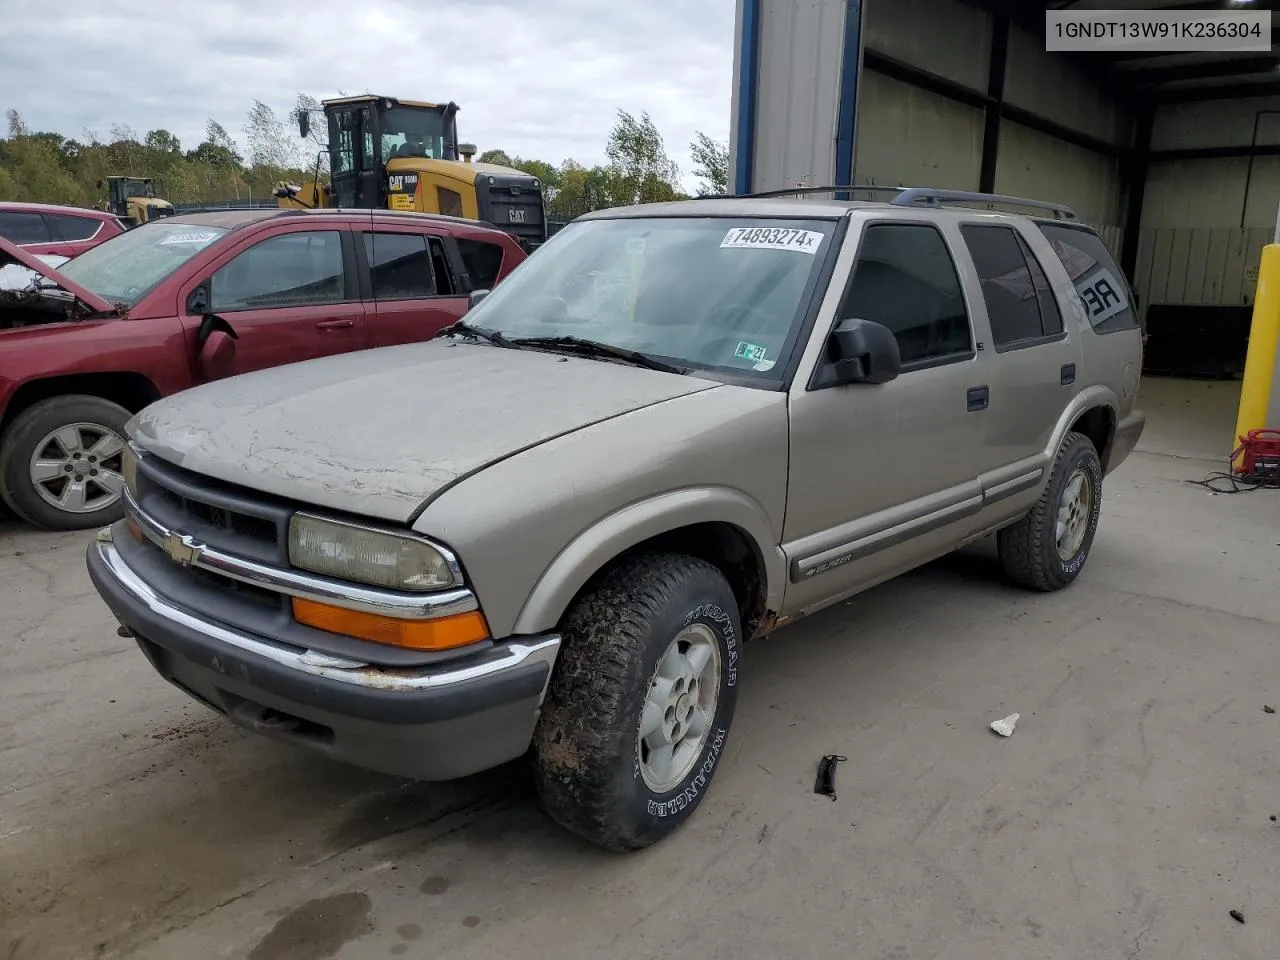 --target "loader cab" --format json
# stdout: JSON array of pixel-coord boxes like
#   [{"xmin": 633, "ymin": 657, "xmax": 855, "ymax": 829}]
[
  {"xmin": 322, "ymin": 96, "xmax": 459, "ymax": 210},
  {"xmin": 101, "ymin": 176, "xmax": 174, "ymax": 226}
]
